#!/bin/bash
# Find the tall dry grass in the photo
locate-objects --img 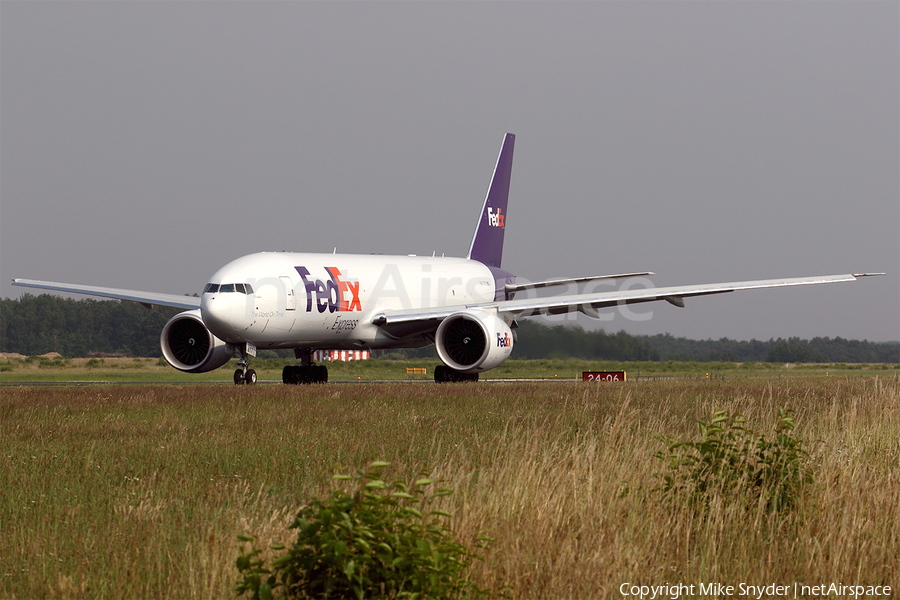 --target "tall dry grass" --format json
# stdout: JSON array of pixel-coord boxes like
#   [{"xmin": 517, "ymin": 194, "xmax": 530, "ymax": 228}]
[
  {"xmin": 436, "ymin": 379, "xmax": 899, "ymax": 597},
  {"xmin": 1, "ymin": 377, "xmax": 897, "ymax": 598}
]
